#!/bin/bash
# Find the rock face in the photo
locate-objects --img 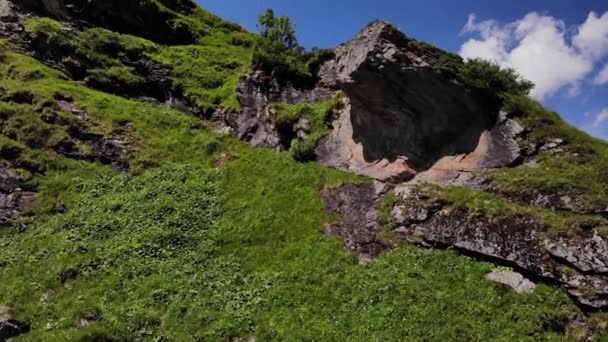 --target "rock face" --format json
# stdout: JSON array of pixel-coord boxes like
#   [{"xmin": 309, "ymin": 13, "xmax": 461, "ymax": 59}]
[
  {"xmin": 322, "ymin": 182, "xmax": 608, "ymax": 309},
  {"xmin": 321, "ymin": 181, "xmax": 392, "ymax": 257},
  {"xmin": 314, "ymin": 21, "xmax": 521, "ymax": 181},
  {"xmin": 236, "ymin": 21, "xmax": 523, "ymax": 182},
  {"xmin": 10, "ymin": 0, "xmax": 196, "ymax": 44},
  {"xmin": 0, "ymin": 167, "xmax": 36, "ymax": 226},
  {"xmin": 234, "ymin": 71, "xmax": 333, "ymax": 149},
  {"xmin": 391, "ymin": 186, "xmax": 608, "ymax": 309}
]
